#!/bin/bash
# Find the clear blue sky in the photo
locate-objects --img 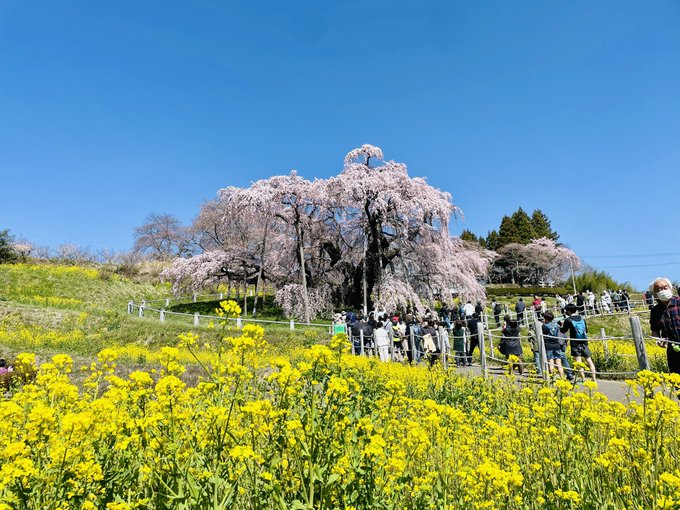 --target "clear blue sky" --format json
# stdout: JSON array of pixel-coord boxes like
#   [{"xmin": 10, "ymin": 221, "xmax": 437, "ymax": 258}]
[{"xmin": 2, "ymin": 1, "xmax": 679, "ymax": 290}]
